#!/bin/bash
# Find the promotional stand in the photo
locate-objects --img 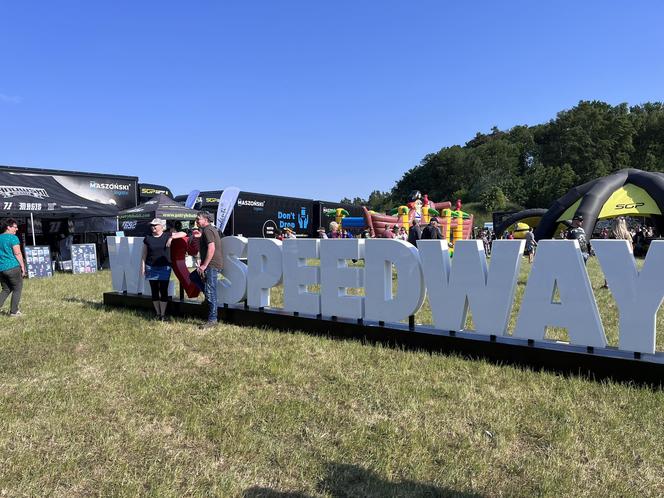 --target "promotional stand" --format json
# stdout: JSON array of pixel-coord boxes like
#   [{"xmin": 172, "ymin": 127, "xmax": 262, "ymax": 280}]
[
  {"xmin": 72, "ymin": 243, "xmax": 98, "ymax": 273},
  {"xmin": 25, "ymin": 246, "xmax": 53, "ymax": 278}
]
